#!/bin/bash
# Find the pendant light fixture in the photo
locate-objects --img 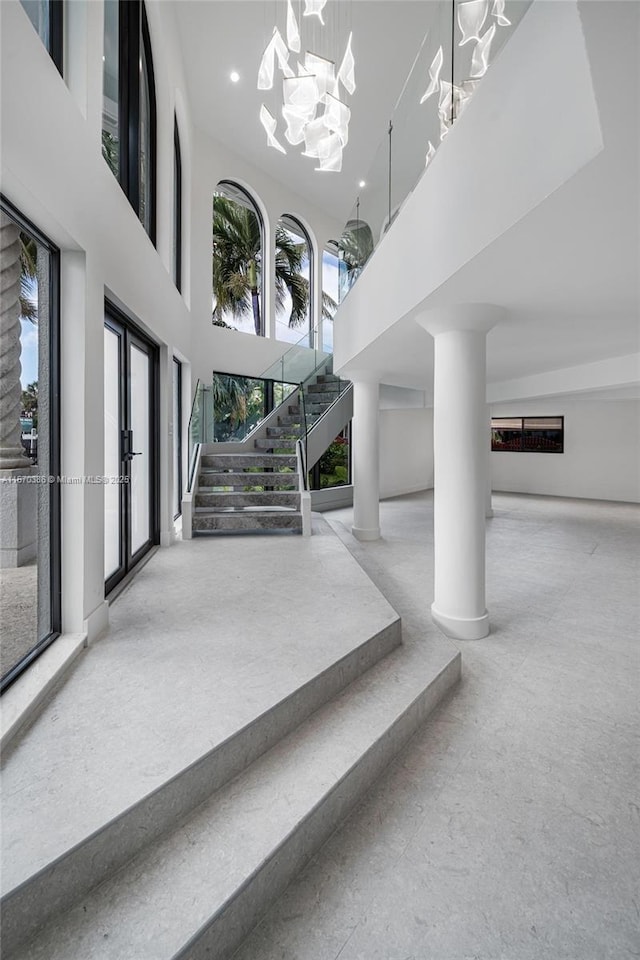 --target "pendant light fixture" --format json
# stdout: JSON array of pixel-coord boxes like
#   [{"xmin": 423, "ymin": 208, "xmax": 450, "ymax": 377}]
[{"xmin": 258, "ymin": 0, "xmax": 356, "ymax": 173}]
